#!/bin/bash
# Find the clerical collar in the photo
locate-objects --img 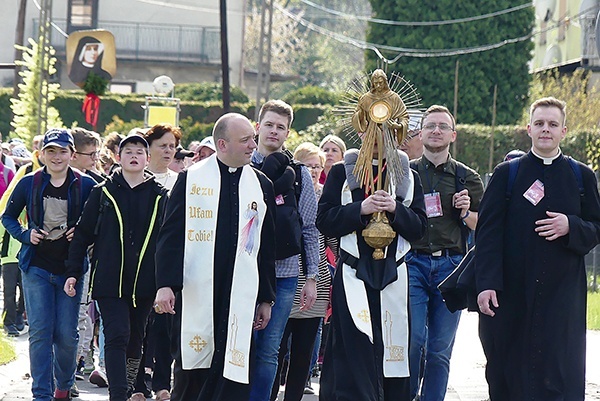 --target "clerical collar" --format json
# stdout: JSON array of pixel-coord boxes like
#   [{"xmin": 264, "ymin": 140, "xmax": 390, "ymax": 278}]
[
  {"xmin": 531, "ymin": 148, "xmax": 561, "ymax": 165},
  {"xmin": 372, "ymin": 159, "xmax": 379, "ymax": 166},
  {"xmin": 228, "ymin": 167, "xmax": 238, "ymax": 173}
]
